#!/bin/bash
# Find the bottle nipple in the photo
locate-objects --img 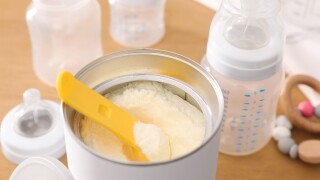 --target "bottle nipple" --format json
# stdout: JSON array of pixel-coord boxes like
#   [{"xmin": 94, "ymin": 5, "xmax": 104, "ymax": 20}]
[
  {"xmin": 223, "ymin": 0, "xmax": 270, "ymax": 49},
  {"xmin": 14, "ymin": 89, "xmax": 55, "ymax": 137}
]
